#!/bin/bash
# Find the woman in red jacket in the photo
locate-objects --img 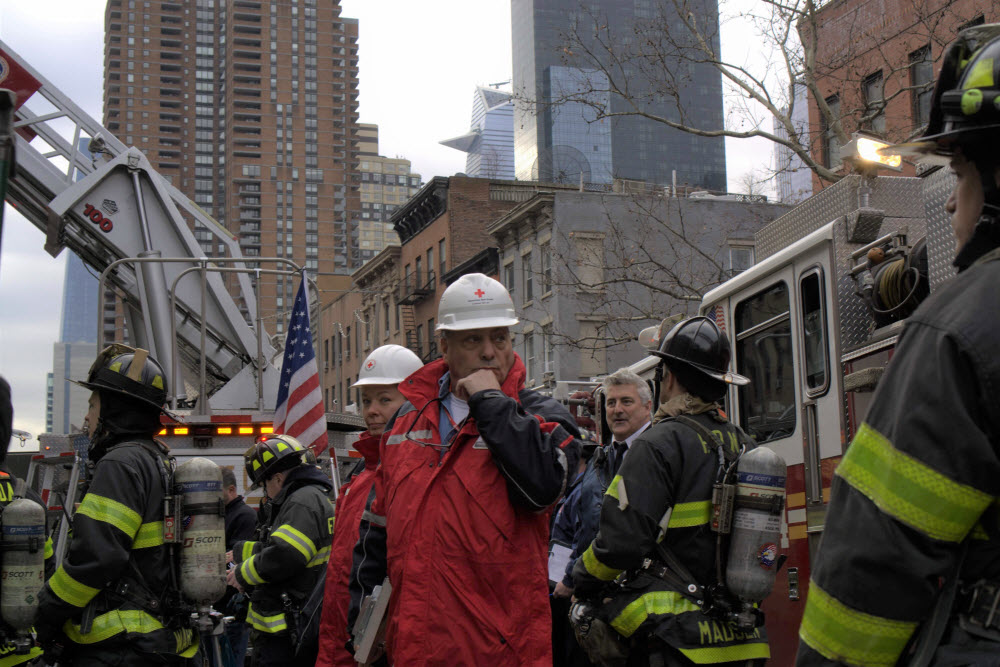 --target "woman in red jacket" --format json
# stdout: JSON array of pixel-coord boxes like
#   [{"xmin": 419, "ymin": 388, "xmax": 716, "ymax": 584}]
[{"xmin": 315, "ymin": 344, "xmax": 423, "ymax": 667}]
